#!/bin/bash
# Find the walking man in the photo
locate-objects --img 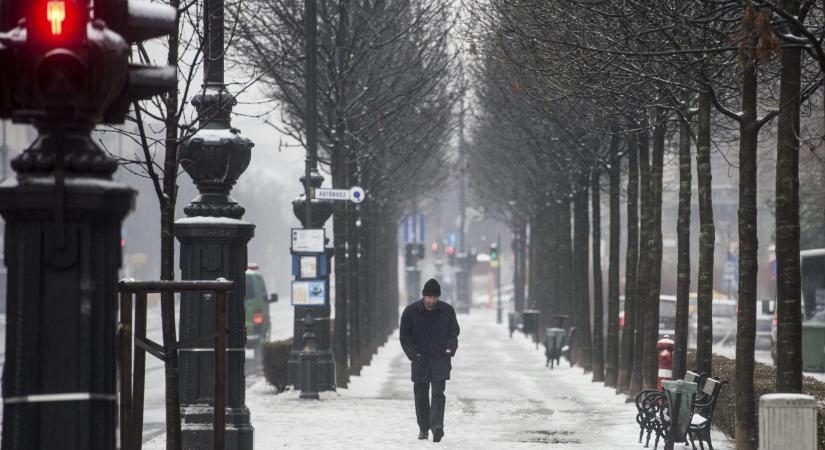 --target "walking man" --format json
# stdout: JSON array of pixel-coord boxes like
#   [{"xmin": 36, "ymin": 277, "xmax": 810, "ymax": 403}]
[{"xmin": 400, "ymin": 278, "xmax": 460, "ymax": 442}]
